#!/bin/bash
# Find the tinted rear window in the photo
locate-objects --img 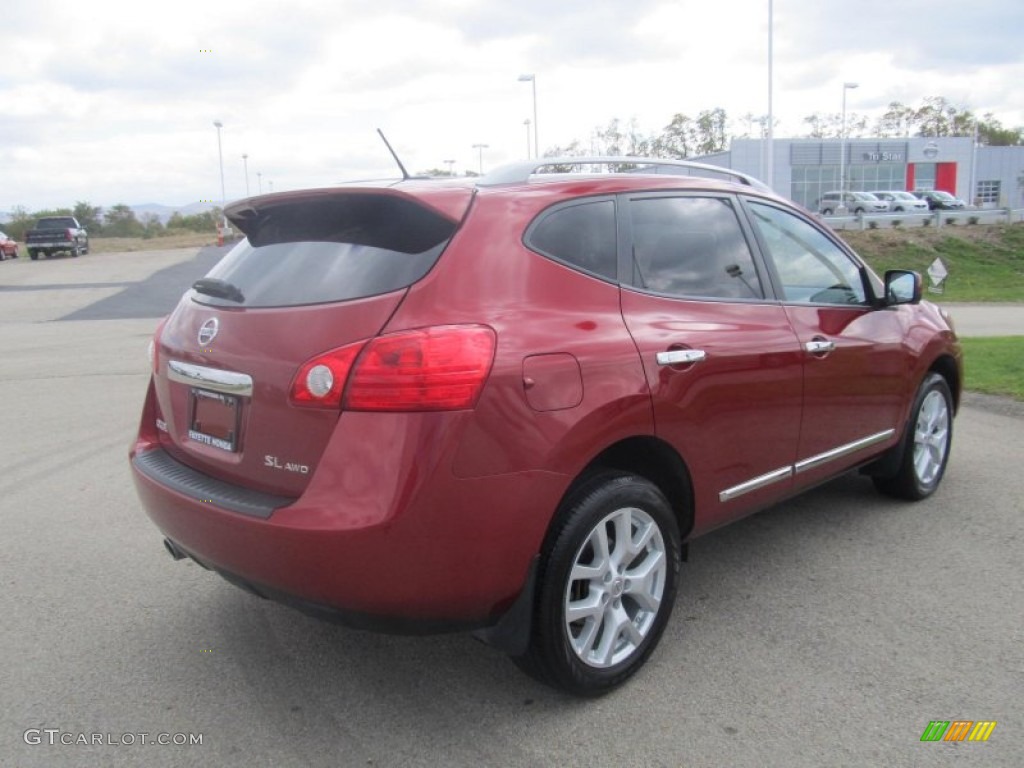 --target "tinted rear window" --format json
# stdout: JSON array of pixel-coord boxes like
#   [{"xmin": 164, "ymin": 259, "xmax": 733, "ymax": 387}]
[{"xmin": 194, "ymin": 195, "xmax": 456, "ymax": 308}]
